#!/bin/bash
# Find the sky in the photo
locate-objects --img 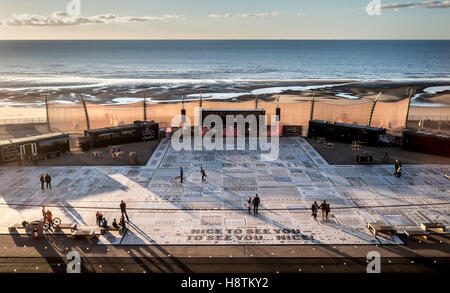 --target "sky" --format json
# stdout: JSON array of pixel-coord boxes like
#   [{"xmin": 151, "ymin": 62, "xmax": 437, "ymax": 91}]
[{"xmin": 0, "ymin": 0, "xmax": 449, "ymax": 39}]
